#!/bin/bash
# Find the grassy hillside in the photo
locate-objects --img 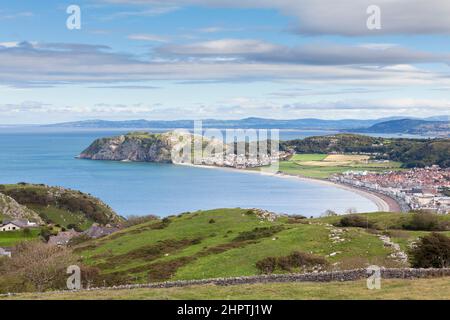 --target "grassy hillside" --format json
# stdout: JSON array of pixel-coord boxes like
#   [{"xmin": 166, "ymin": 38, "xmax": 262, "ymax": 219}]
[
  {"xmin": 4, "ymin": 277, "xmax": 449, "ymax": 300},
  {"xmin": 75, "ymin": 209, "xmax": 450, "ymax": 284},
  {"xmin": 0, "ymin": 183, "xmax": 122, "ymax": 230},
  {"xmin": 282, "ymin": 134, "xmax": 450, "ymax": 168}
]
